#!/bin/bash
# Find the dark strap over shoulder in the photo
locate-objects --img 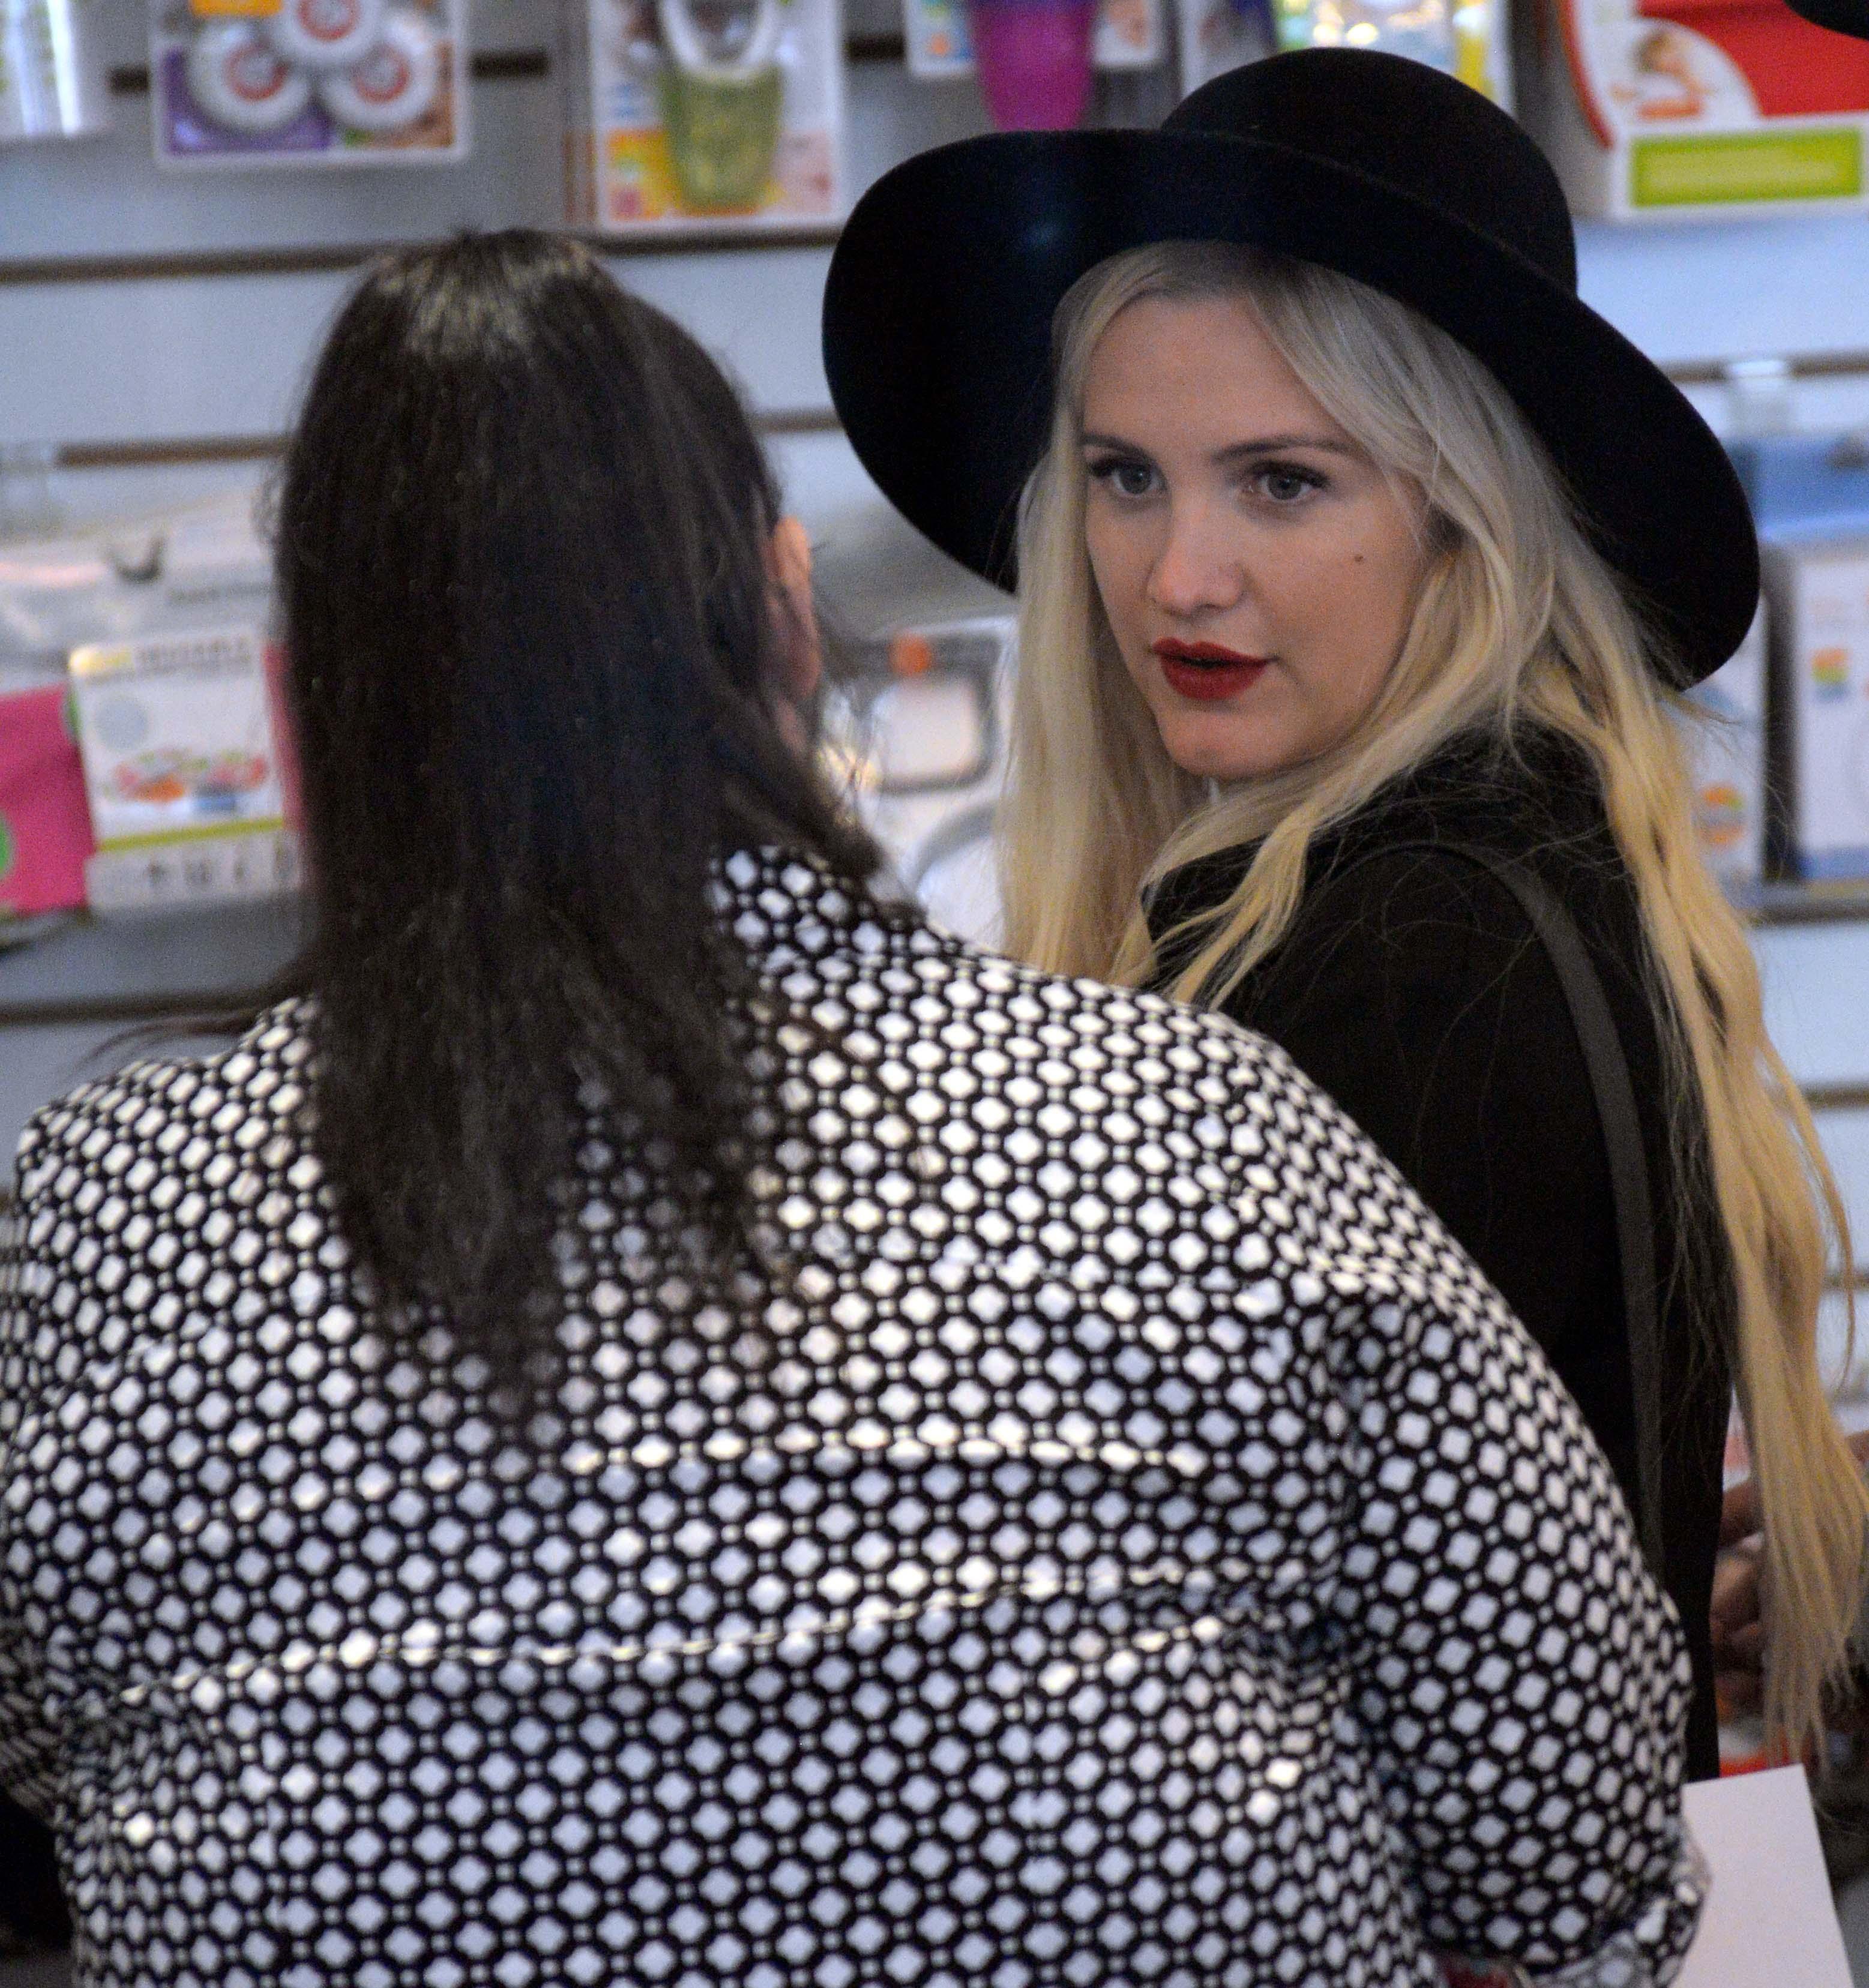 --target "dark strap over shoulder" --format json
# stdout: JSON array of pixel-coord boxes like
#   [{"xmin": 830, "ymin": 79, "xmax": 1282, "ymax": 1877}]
[{"xmin": 1336, "ymin": 839, "xmax": 1668, "ymax": 1585}]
